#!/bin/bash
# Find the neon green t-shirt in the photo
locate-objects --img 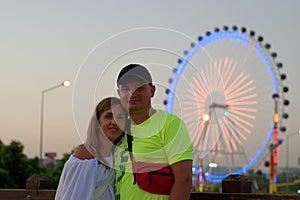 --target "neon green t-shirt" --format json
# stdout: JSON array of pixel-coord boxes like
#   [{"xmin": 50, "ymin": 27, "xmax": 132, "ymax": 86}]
[{"xmin": 114, "ymin": 109, "xmax": 192, "ymax": 200}]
